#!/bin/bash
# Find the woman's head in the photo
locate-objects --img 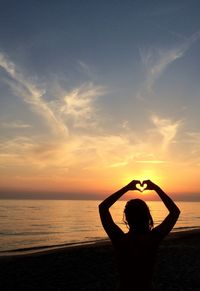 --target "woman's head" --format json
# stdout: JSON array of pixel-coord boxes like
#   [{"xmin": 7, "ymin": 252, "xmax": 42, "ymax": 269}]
[{"xmin": 124, "ymin": 199, "xmax": 153, "ymax": 233}]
